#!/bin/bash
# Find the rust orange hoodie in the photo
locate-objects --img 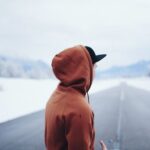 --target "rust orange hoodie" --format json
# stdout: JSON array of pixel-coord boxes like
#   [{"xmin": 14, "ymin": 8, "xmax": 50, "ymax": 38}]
[{"xmin": 45, "ymin": 45, "xmax": 95, "ymax": 150}]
